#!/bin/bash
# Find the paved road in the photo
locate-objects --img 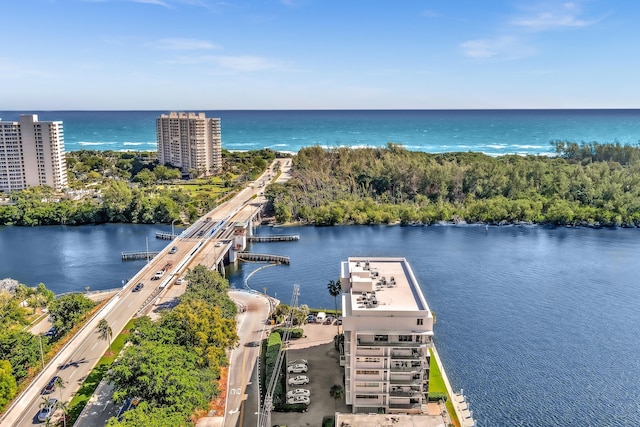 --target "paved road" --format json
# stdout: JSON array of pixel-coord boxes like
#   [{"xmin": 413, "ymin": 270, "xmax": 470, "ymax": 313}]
[
  {"xmin": 223, "ymin": 291, "xmax": 273, "ymax": 427},
  {"xmin": 1, "ymin": 159, "xmax": 291, "ymax": 427}
]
